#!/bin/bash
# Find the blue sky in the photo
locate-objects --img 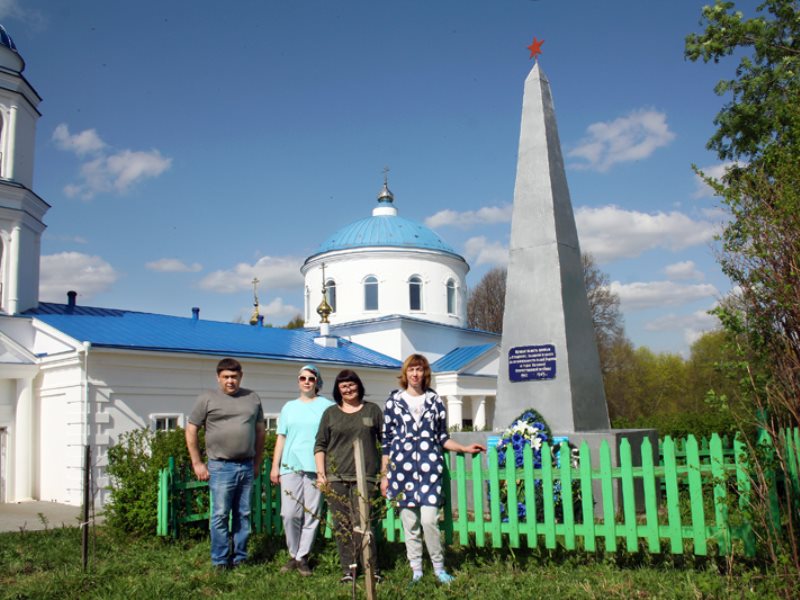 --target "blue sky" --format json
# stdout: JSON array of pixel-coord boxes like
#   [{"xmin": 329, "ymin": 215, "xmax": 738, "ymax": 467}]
[{"xmin": 4, "ymin": 0, "xmax": 758, "ymax": 354}]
